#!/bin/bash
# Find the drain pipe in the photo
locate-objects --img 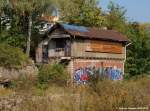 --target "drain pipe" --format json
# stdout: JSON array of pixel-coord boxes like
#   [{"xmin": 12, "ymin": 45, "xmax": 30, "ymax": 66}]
[
  {"xmin": 123, "ymin": 42, "xmax": 132, "ymax": 75},
  {"xmin": 125, "ymin": 42, "xmax": 132, "ymax": 62}
]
